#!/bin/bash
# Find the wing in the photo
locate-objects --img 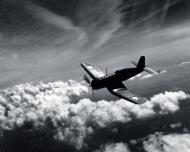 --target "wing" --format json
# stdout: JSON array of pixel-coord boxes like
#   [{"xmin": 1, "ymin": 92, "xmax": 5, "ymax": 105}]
[
  {"xmin": 81, "ymin": 61, "xmax": 105, "ymax": 79},
  {"xmin": 107, "ymin": 82, "xmax": 146, "ymax": 104}
]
